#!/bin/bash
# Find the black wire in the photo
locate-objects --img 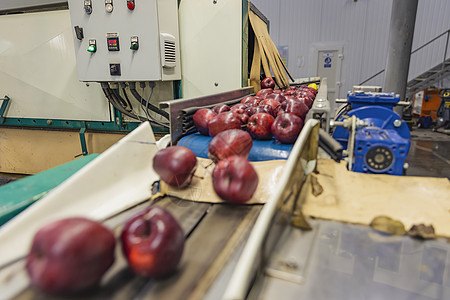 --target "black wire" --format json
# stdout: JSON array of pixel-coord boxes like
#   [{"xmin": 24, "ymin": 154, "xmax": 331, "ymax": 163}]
[
  {"xmin": 122, "ymin": 88, "xmax": 133, "ymax": 112},
  {"xmin": 102, "ymin": 86, "xmax": 169, "ymax": 128},
  {"xmin": 102, "ymin": 86, "xmax": 142, "ymax": 121},
  {"xmin": 129, "ymin": 88, "xmax": 170, "ymax": 120}
]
